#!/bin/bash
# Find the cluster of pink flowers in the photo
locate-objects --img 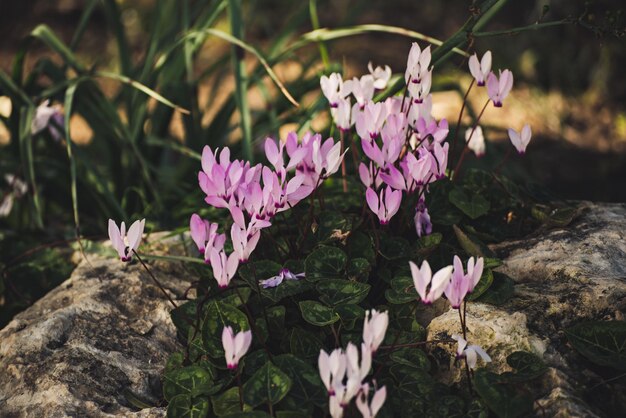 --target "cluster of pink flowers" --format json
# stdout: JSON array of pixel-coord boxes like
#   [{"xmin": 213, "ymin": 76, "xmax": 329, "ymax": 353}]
[
  {"xmin": 409, "ymin": 255, "xmax": 484, "ymax": 308},
  {"xmin": 190, "ymin": 133, "xmax": 345, "ymax": 288},
  {"xmin": 319, "ymin": 310, "xmax": 389, "ymax": 418},
  {"xmin": 467, "ymin": 51, "xmax": 533, "ymax": 157},
  {"xmin": 321, "ymin": 43, "xmax": 450, "ymax": 237}
]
